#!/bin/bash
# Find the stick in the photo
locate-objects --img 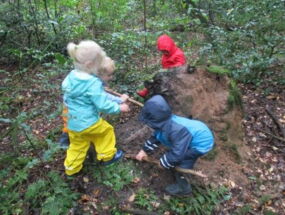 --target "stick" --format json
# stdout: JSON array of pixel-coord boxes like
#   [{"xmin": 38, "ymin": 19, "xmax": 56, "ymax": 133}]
[
  {"xmin": 125, "ymin": 154, "xmax": 207, "ymax": 178},
  {"xmin": 124, "ymin": 126, "xmax": 151, "ymax": 144},
  {"xmin": 265, "ymin": 107, "xmax": 285, "ymax": 139},
  {"xmin": 256, "ymin": 128, "xmax": 285, "ymax": 143},
  {"xmin": 105, "ymin": 87, "xmax": 144, "ymax": 107}
]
